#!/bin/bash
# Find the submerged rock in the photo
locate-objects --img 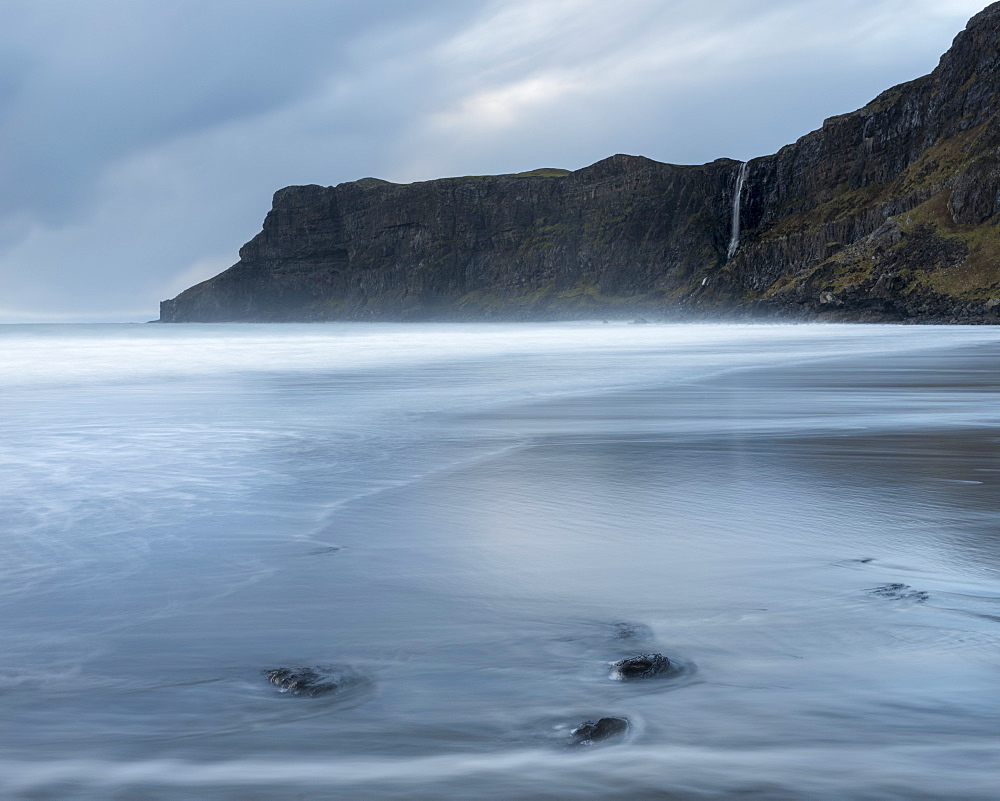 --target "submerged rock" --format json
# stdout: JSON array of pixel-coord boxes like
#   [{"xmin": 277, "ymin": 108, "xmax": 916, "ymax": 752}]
[
  {"xmin": 572, "ymin": 717, "xmax": 630, "ymax": 744},
  {"xmin": 611, "ymin": 653, "xmax": 670, "ymax": 680},
  {"xmin": 611, "ymin": 622, "xmax": 654, "ymax": 641},
  {"xmin": 307, "ymin": 546, "xmax": 342, "ymax": 555},
  {"xmin": 265, "ymin": 666, "xmax": 340, "ymax": 696},
  {"xmin": 868, "ymin": 583, "xmax": 929, "ymax": 602}
]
